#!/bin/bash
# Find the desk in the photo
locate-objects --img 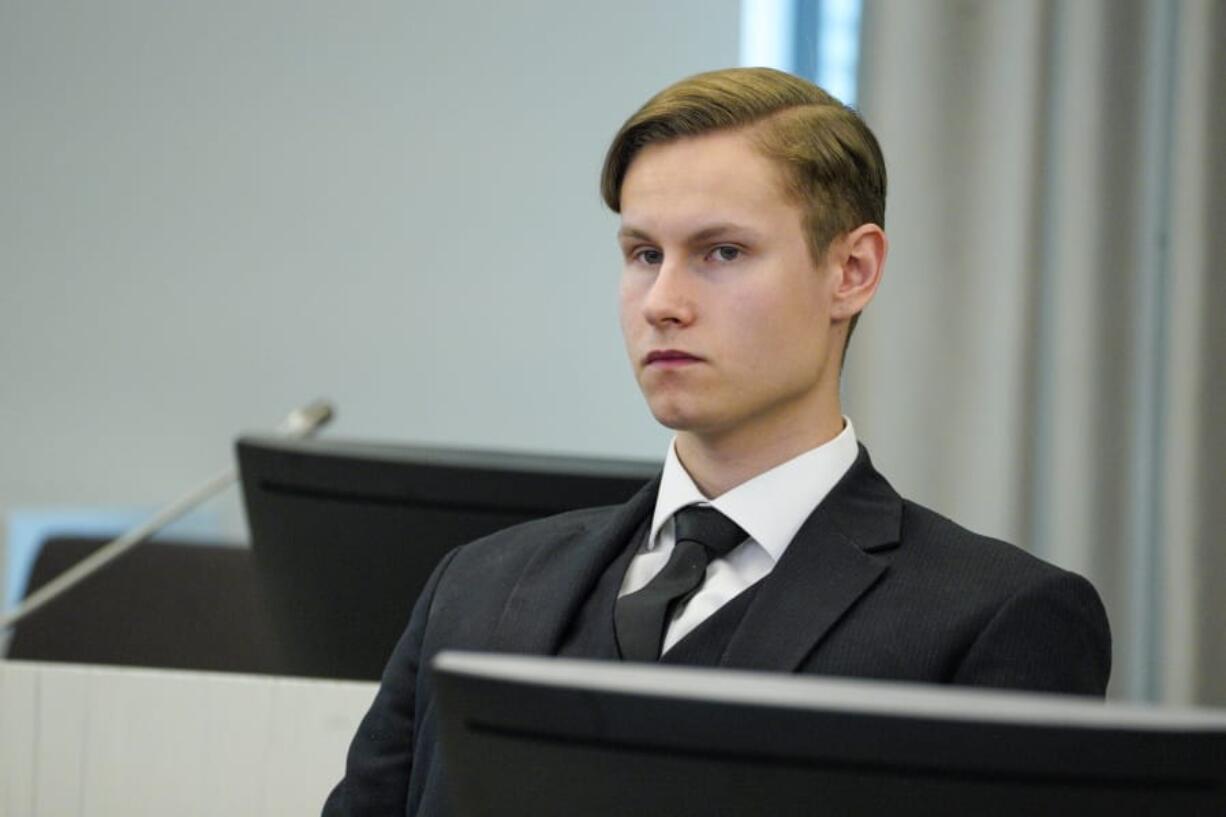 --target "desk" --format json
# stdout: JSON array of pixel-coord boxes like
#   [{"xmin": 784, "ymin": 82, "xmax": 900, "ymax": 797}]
[{"xmin": 0, "ymin": 661, "xmax": 375, "ymax": 817}]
